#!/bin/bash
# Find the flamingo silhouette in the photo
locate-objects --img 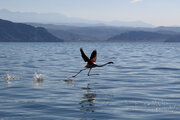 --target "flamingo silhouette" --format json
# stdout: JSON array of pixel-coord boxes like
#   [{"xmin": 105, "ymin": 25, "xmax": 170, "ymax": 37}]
[{"xmin": 72, "ymin": 48, "xmax": 113, "ymax": 77}]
